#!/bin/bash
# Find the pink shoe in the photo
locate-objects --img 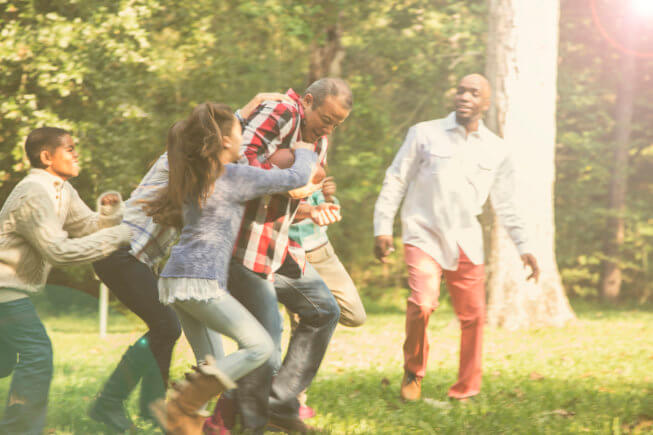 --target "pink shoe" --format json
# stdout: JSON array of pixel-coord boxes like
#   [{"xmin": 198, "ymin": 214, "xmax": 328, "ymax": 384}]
[
  {"xmin": 203, "ymin": 416, "xmax": 231, "ymax": 435},
  {"xmin": 298, "ymin": 404, "xmax": 316, "ymax": 420},
  {"xmin": 203, "ymin": 395, "xmax": 235, "ymax": 435}
]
